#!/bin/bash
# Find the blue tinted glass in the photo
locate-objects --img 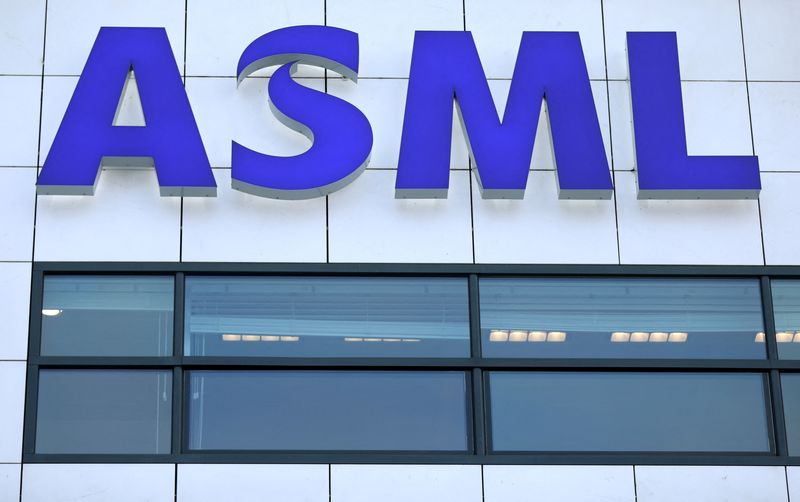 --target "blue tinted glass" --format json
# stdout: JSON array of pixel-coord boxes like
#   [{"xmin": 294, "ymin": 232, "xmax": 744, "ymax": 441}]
[
  {"xmin": 187, "ymin": 371, "xmax": 468, "ymax": 451},
  {"xmin": 36, "ymin": 370, "xmax": 172, "ymax": 454},
  {"xmin": 489, "ymin": 372, "xmax": 769, "ymax": 452},
  {"xmin": 184, "ymin": 277, "xmax": 470, "ymax": 357},
  {"xmin": 41, "ymin": 276, "xmax": 174, "ymax": 356},
  {"xmin": 771, "ymin": 281, "xmax": 800, "ymax": 359},
  {"xmin": 781, "ymin": 373, "xmax": 800, "ymax": 455},
  {"xmin": 480, "ymin": 278, "xmax": 764, "ymax": 359}
]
